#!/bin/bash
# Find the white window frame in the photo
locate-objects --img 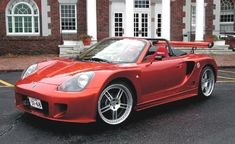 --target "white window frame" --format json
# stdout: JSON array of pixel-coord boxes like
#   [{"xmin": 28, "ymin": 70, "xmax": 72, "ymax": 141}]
[
  {"xmin": 156, "ymin": 13, "xmax": 162, "ymax": 37},
  {"xmin": 5, "ymin": 1, "xmax": 40, "ymax": 36},
  {"xmin": 134, "ymin": 12, "xmax": 150, "ymax": 38},
  {"xmin": 60, "ymin": 4, "xmax": 77, "ymax": 34},
  {"xmin": 220, "ymin": 0, "xmax": 234, "ymax": 33},
  {"xmin": 113, "ymin": 12, "xmax": 124, "ymax": 37},
  {"xmin": 134, "ymin": 6, "xmax": 151, "ymax": 38},
  {"xmin": 134, "ymin": 0, "xmax": 150, "ymax": 9},
  {"xmin": 191, "ymin": 5, "xmax": 196, "ymax": 33}
]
